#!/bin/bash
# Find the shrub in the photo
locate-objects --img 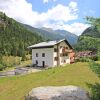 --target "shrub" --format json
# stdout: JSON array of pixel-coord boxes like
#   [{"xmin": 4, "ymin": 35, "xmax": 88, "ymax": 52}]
[
  {"xmin": 89, "ymin": 56, "xmax": 98, "ymax": 61},
  {"xmin": 77, "ymin": 56, "xmax": 98, "ymax": 62},
  {"xmin": 2, "ymin": 56, "xmax": 21, "ymax": 67},
  {"xmin": 88, "ymin": 83, "xmax": 100, "ymax": 100},
  {"xmin": 89, "ymin": 62, "xmax": 100, "ymax": 100},
  {"xmin": 89, "ymin": 61, "xmax": 100, "ymax": 77},
  {"xmin": 25, "ymin": 55, "xmax": 31, "ymax": 60},
  {"xmin": 78, "ymin": 57, "xmax": 91, "ymax": 62},
  {"xmin": 98, "ymin": 52, "xmax": 100, "ymax": 60},
  {"xmin": 0, "ymin": 63, "xmax": 6, "ymax": 71}
]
